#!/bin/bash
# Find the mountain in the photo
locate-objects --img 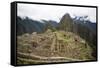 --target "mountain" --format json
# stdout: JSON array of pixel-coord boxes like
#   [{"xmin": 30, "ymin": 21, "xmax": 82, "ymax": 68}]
[
  {"xmin": 85, "ymin": 21, "xmax": 96, "ymax": 34},
  {"xmin": 72, "ymin": 18, "xmax": 97, "ymax": 45},
  {"xmin": 48, "ymin": 20, "xmax": 59, "ymax": 27},
  {"xmin": 17, "ymin": 14, "xmax": 96, "ymax": 50},
  {"xmin": 17, "ymin": 16, "xmax": 59, "ymax": 35},
  {"xmin": 42, "ymin": 20, "xmax": 58, "ymax": 27},
  {"xmin": 59, "ymin": 13, "xmax": 73, "ymax": 32},
  {"xmin": 58, "ymin": 13, "xmax": 97, "ymax": 57},
  {"xmin": 17, "ymin": 14, "xmax": 97, "ymax": 65},
  {"xmin": 17, "ymin": 16, "xmax": 45, "ymax": 35},
  {"xmin": 59, "ymin": 13, "xmax": 96, "ymax": 35}
]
